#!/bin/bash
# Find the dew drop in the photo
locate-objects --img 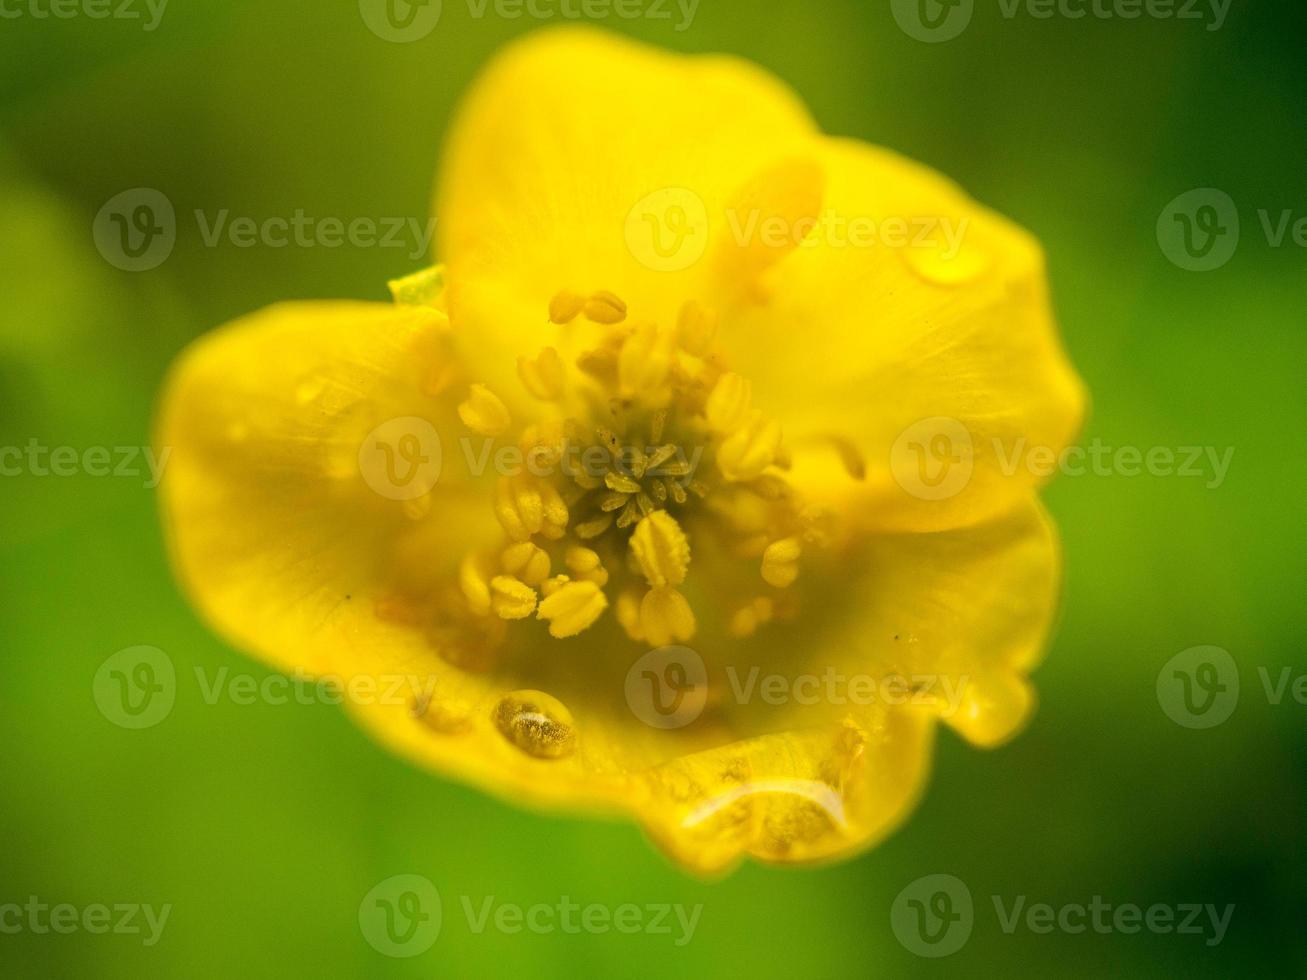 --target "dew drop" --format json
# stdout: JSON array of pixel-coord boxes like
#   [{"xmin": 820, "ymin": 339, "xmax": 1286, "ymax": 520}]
[
  {"xmin": 411, "ymin": 691, "xmax": 471, "ymax": 734},
  {"xmin": 492, "ymin": 689, "xmax": 576, "ymax": 759},
  {"xmin": 294, "ymin": 375, "xmax": 328, "ymax": 405},
  {"xmin": 900, "ymin": 235, "xmax": 989, "ymax": 286}
]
